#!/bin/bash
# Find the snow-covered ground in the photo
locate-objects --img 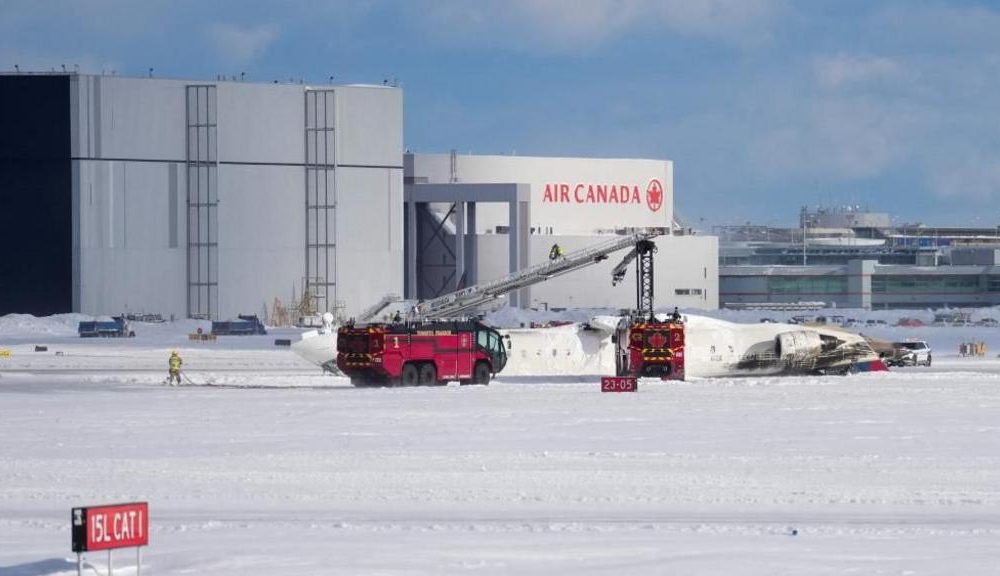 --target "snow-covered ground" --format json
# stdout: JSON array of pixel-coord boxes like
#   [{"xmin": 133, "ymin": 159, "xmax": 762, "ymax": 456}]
[{"xmin": 2, "ymin": 312, "xmax": 1000, "ymax": 574}]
